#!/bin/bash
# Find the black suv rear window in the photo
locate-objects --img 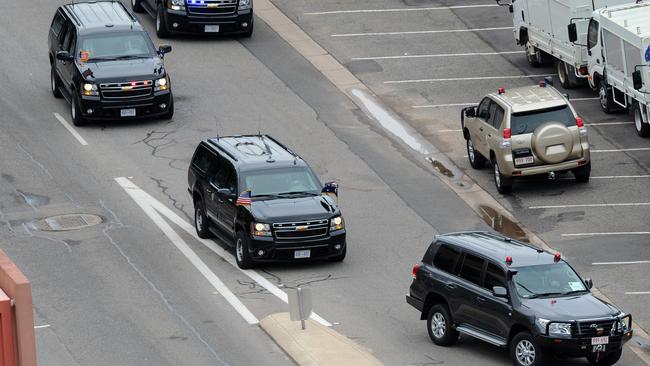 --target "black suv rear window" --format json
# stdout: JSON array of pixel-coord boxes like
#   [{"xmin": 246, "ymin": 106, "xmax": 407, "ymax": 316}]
[
  {"xmin": 510, "ymin": 106, "xmax": 574, "ymax": 135},
  {"xmin": 433, "ymin": 245, "xmax": 461, "ymax": 274}
]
